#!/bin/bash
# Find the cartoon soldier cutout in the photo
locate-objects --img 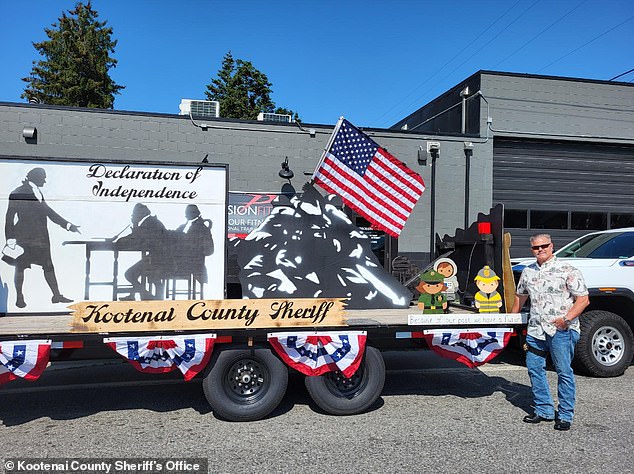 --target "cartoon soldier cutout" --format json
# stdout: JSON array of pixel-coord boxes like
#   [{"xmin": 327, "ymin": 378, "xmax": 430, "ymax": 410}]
[
  {"xmin": 433, "ymin": 257, "xmax": 460, "ymax": 304},
  {"xmin": 416, "ymin": 270, "xmax": 447, "ymax": 314},
  {"xmin": 474, "ymin": 265, "xmax": 503, "ymax": 313}
]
